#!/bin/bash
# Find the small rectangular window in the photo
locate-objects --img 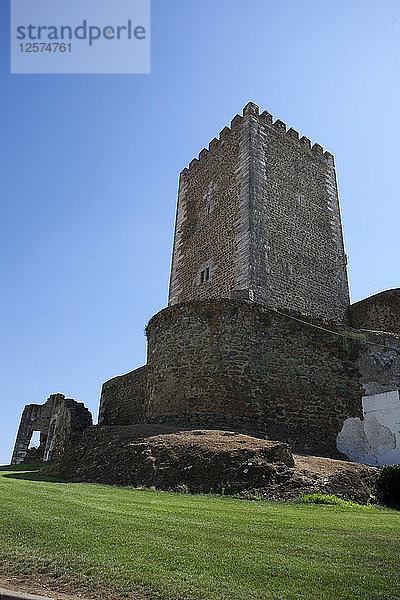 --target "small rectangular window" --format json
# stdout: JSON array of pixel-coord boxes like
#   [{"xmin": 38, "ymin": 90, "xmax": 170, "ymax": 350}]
[
  {"xmin": 205, "ymin": 267, "xmax": 210, "ymax": 281},
  {"xmin": 200, "ymin": 270, "xmax": 205, "ymax": 283},
  {"xmin": 295, "ymin": 193, "xmax": 306, "ymax": 207}
]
